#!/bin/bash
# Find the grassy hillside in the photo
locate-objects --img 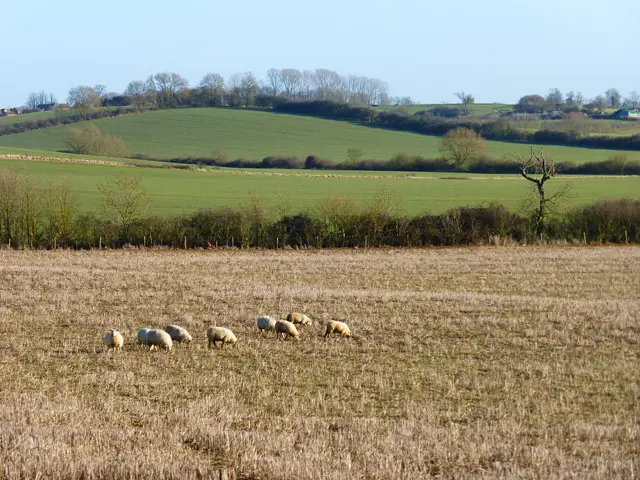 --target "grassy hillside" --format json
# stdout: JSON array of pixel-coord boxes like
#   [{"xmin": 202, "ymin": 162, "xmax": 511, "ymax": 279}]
[
  {"xmin": 1, "ymin": 156, "xmax": 638, "ymax": 216},
  {"xmin": 1, "ymin": 108, "xmax": 639, "ymax": 164},
  {"xmin": 0, "ymin": 110, "xmax": 57, "ymax": 125},
  {"xmin": 373, "ymin": 103, "xmax": 513, "ymax": 116}
]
